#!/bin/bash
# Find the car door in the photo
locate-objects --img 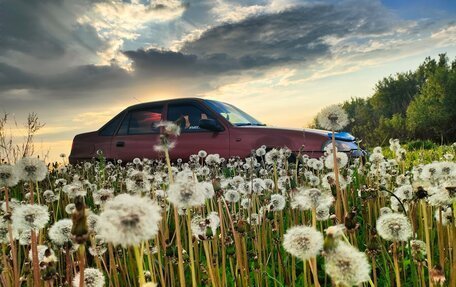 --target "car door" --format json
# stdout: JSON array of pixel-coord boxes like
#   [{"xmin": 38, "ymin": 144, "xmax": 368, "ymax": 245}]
[
  {"xmin": 111, "ymin": 105, "xmax": 163, "ymax": 162},
  {"xmin": 166, "ymin": 101, "xmax": 230, "ymax": 161}
]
